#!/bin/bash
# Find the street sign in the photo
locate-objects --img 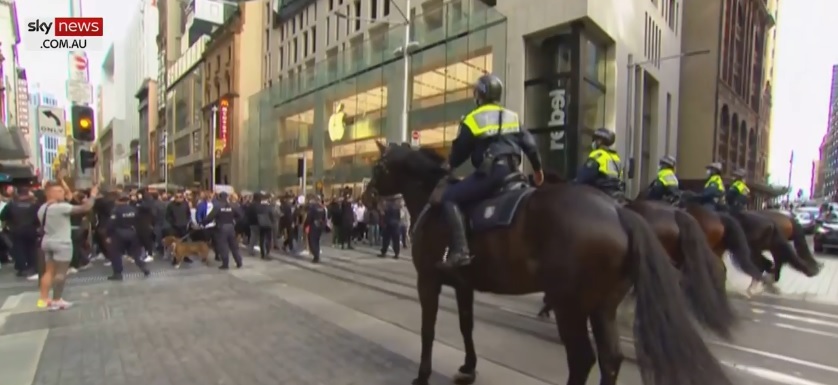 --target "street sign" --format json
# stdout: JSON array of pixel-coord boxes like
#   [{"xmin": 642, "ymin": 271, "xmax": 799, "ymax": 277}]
[
  {"xmin": 66, "ymin": 80, "xmax": 93, "ymax": 105},
  {"xmin": 411, "ymin": 130, "xmax": 420, "ymax": 147},
  {"xmin": 67, "ymin": 52, "xmax": 89, "ymax": 83},
  {"xmin": 37, "ymin": 106, "xmax": 66, "ymax": 136}
]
